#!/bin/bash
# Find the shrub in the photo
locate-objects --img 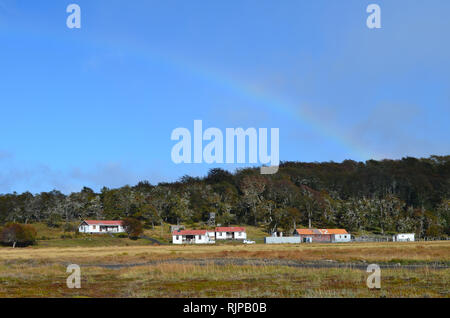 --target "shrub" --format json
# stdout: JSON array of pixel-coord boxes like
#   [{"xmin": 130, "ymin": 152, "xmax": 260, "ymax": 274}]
[
  {"xmin": 122, "ymin": 218, "xmax": 143, "ymax": 240},
  {"xmin": 115, "ymin": 233, "xmax": 128, "ymax": 238},
  {"xmin": 62, "ymin": 222, "xmax": 77, "ymax": 233},
  {"xmin": 46, "ymin": 214, "xmax": 62, "ymax": 228},
  {"xmin": 0, "ymin": 223, "xmax": 37, "ymax": 248}
]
